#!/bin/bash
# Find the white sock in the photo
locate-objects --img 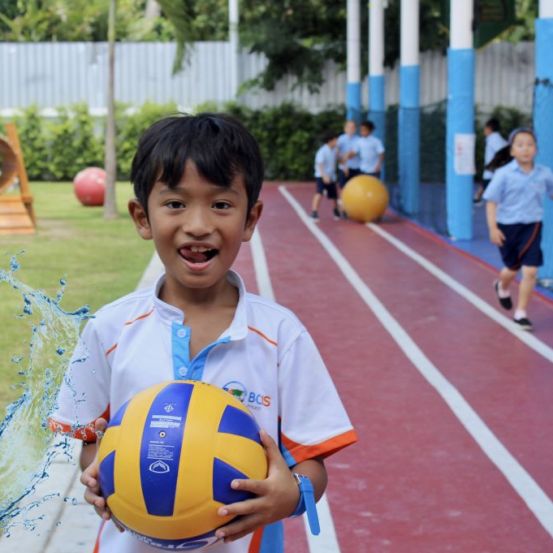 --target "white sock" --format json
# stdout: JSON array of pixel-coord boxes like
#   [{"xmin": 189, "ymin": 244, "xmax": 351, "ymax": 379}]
[
  {"xmin": 497, "ymin": 281, "xmax": 511, "ymax": 298},
  {"xmin": 514, "ymin": 309, "xmax": 527, "ymax": 320}
]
